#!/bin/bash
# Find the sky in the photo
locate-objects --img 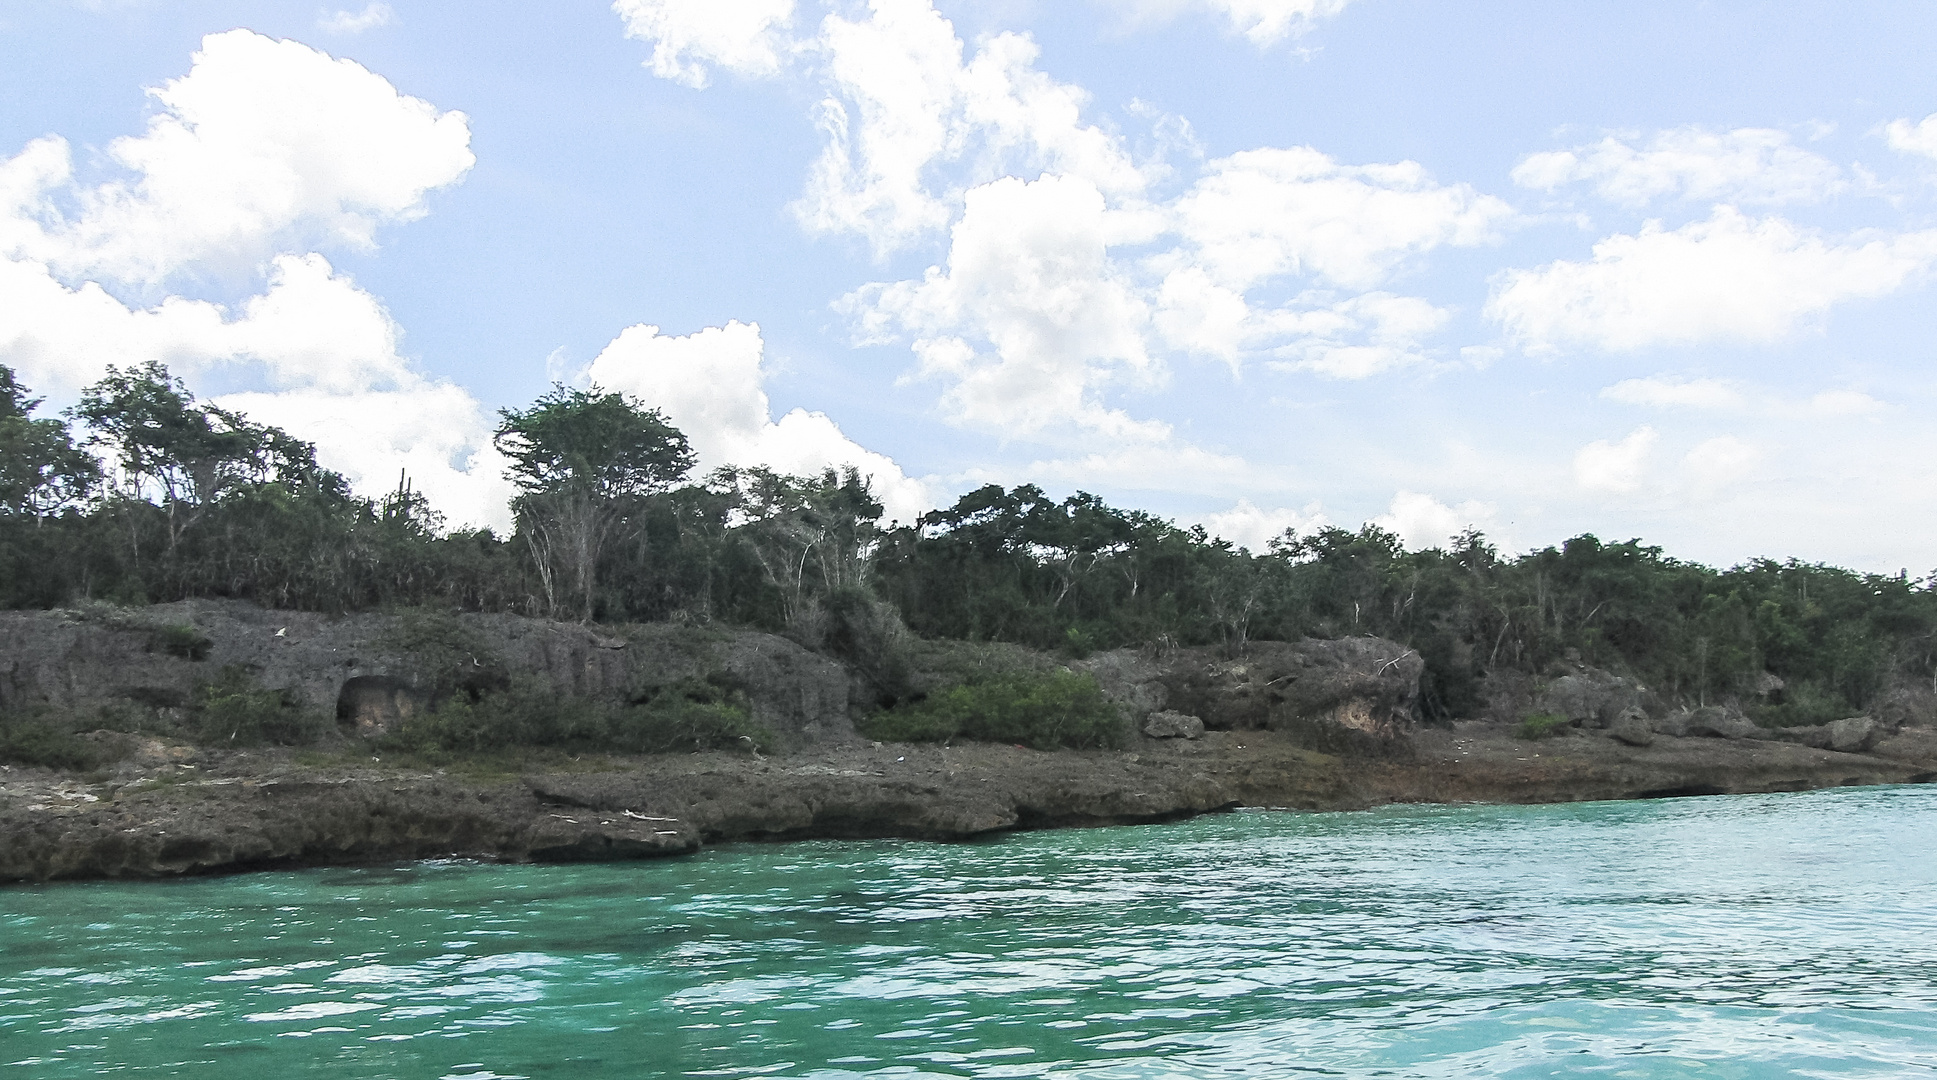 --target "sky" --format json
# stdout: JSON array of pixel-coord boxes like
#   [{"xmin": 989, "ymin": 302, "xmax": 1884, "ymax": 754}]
[{"xmin": 5, "ymin": 1, "xmax": 1937, "ymax": 573}]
